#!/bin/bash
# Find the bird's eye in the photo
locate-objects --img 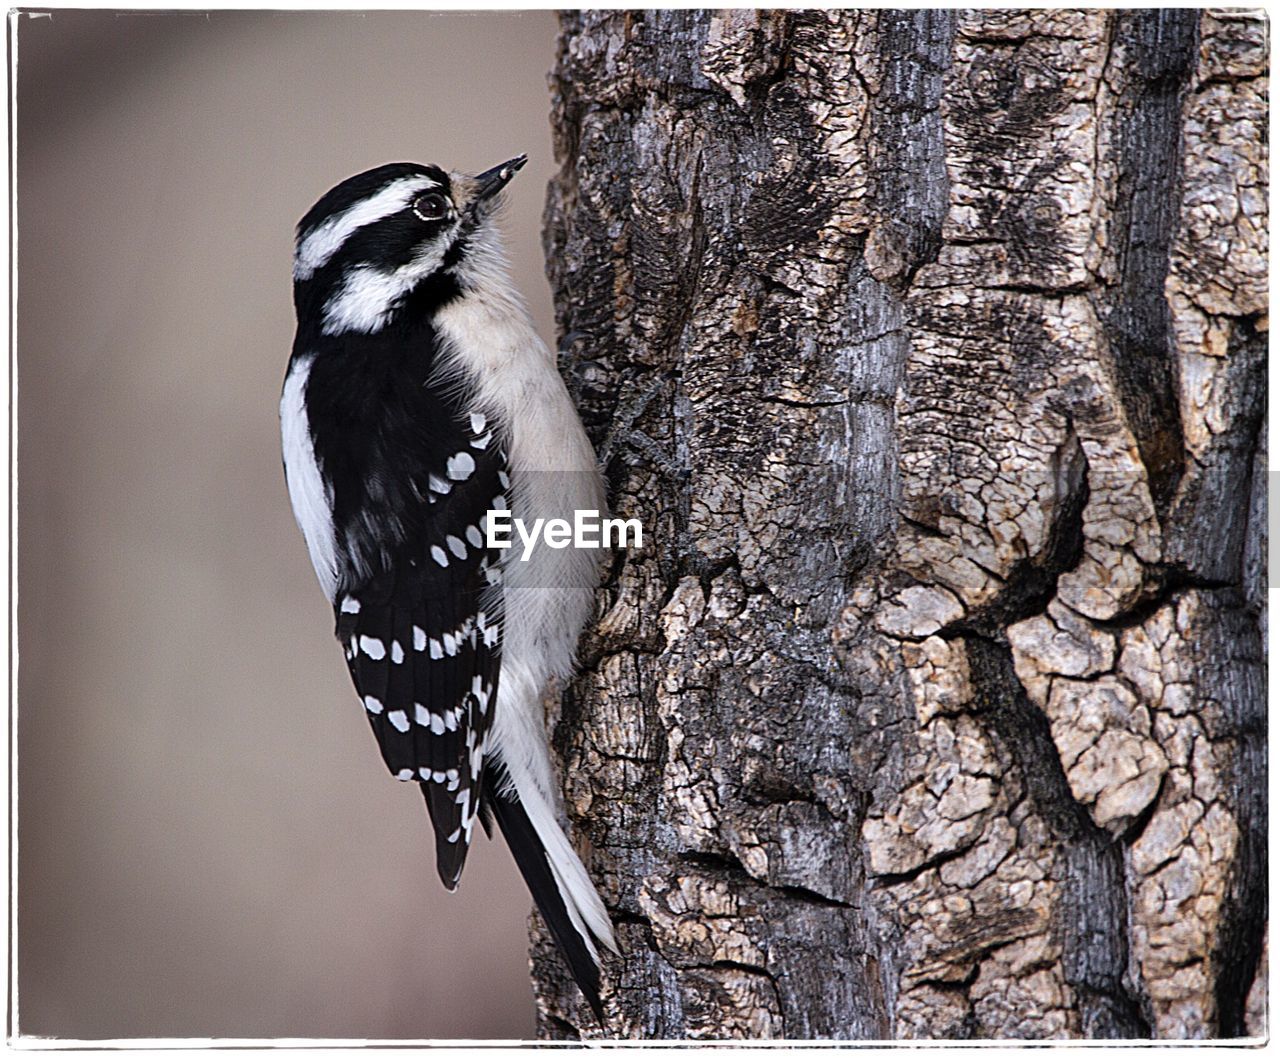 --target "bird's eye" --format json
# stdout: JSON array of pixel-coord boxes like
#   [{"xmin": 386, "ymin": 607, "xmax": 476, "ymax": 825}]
[{"xmin": 412, "ymin": 192, "xmax": 450, "ymax": 222}]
